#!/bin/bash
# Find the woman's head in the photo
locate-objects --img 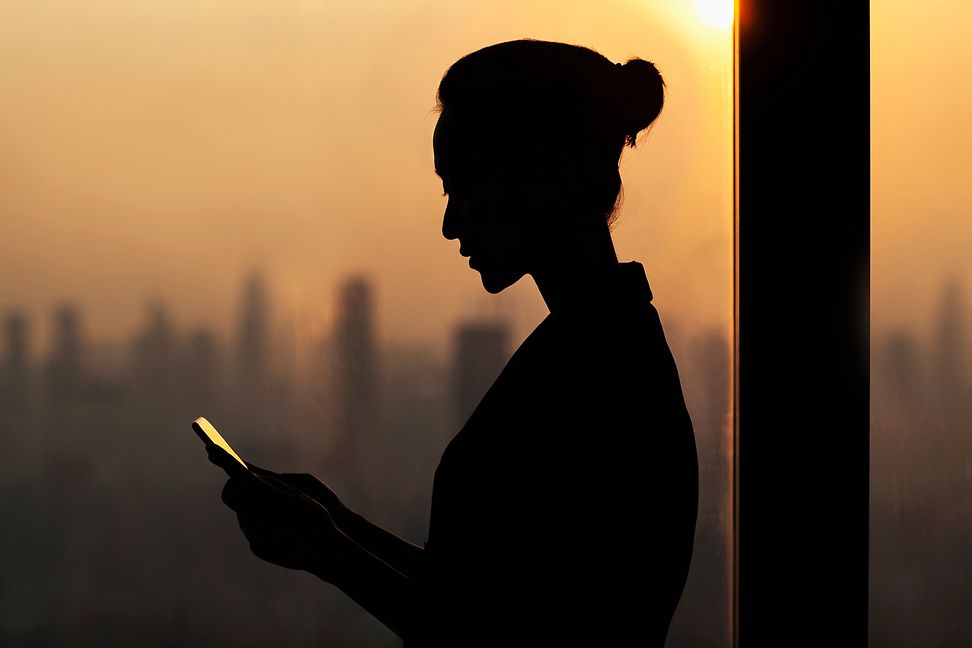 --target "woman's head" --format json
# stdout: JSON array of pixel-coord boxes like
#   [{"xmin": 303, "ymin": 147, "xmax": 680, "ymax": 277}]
[{"xmin": 433, "ymin": 39, "xmax": 664, "ymax": 293}]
